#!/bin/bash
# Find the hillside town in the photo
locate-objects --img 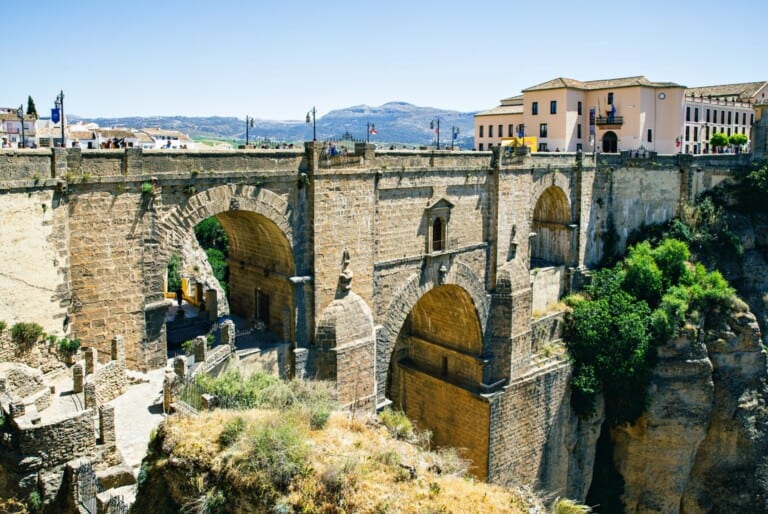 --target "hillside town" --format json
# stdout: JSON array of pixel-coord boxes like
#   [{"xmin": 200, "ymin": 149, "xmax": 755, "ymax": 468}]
[{"xmin": 3, "ymin": 76, "xmax": 766, "ymax": 155}]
